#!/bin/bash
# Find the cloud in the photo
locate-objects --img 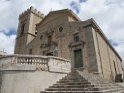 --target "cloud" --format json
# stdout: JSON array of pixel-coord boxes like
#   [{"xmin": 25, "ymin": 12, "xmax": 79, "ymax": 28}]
[
  {"xmin": 0, "ymin": 0, "xmax": 124, "ymax": 68},
  {"xmin": 0, "ymin": 32, "xmax": 16, "ymax": 54},
  {"xmin": 79, "ymin": 0, "xmax": 87, "ymax": 3},
  {"xmin": 109, "ymin": 39, "xmax": 118, "ymax": 47},
  {"xmin": 70, "ymin": 1, "xmax": 80, "ymax": 14}
]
